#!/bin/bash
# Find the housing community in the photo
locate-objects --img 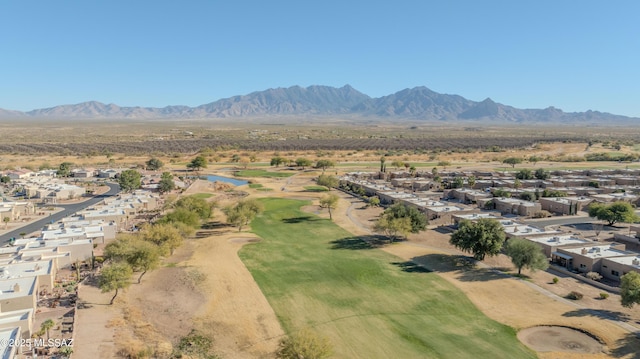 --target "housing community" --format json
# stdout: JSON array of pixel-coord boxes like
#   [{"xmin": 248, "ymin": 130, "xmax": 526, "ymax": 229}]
[
  {"xmin": 0, "ymin": 167, "xmax": 164, "ymax": 358},
  {"xmin": 340, "ymin": 167, "xmax": 640, "ymax": 284}
]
